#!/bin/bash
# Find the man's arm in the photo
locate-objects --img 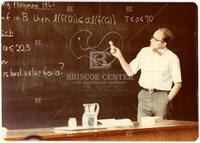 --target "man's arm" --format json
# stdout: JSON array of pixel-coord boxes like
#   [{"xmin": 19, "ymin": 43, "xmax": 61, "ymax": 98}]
[
  {"xmin": 109, "ymin": 43, "xmax": 134, "ymax": 76},
  {"xmin": 116, "ymin": 54, "xmax": 135, "ymax": 76},
  {"xmin": 168, "ymin": 82, "xmax": 182, "ymax": 101}
]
